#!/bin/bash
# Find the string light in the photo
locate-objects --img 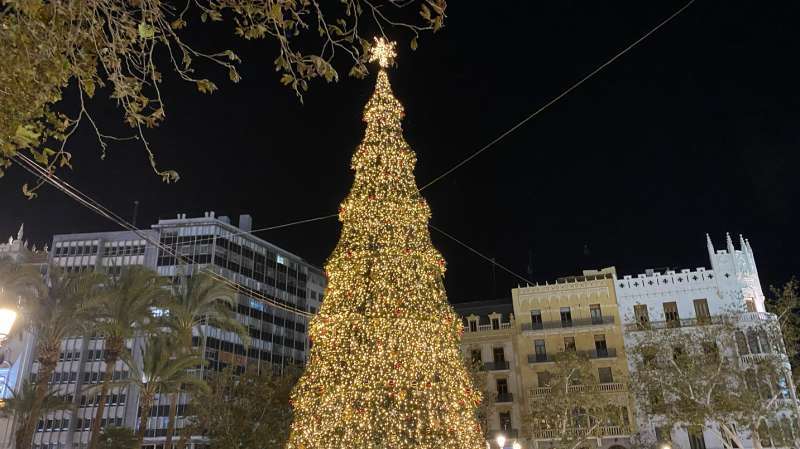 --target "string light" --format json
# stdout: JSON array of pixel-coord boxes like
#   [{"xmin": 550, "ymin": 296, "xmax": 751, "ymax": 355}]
[{"xmin": 286, "ymin": 41, "xmax": 484, "ymax": 449}]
